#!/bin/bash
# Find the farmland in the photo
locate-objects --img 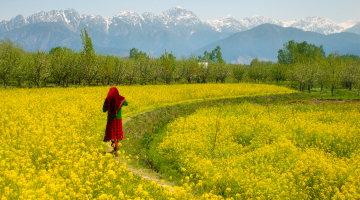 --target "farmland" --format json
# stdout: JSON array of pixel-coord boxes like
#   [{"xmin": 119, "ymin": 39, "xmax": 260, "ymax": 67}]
[
  {"xmin": 149, "ymin": 102, "xmax": 360, "ymax": 199},
  {"xmin": 1, "ymin": 83, "xmax": 296, "ymax": 199}
]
